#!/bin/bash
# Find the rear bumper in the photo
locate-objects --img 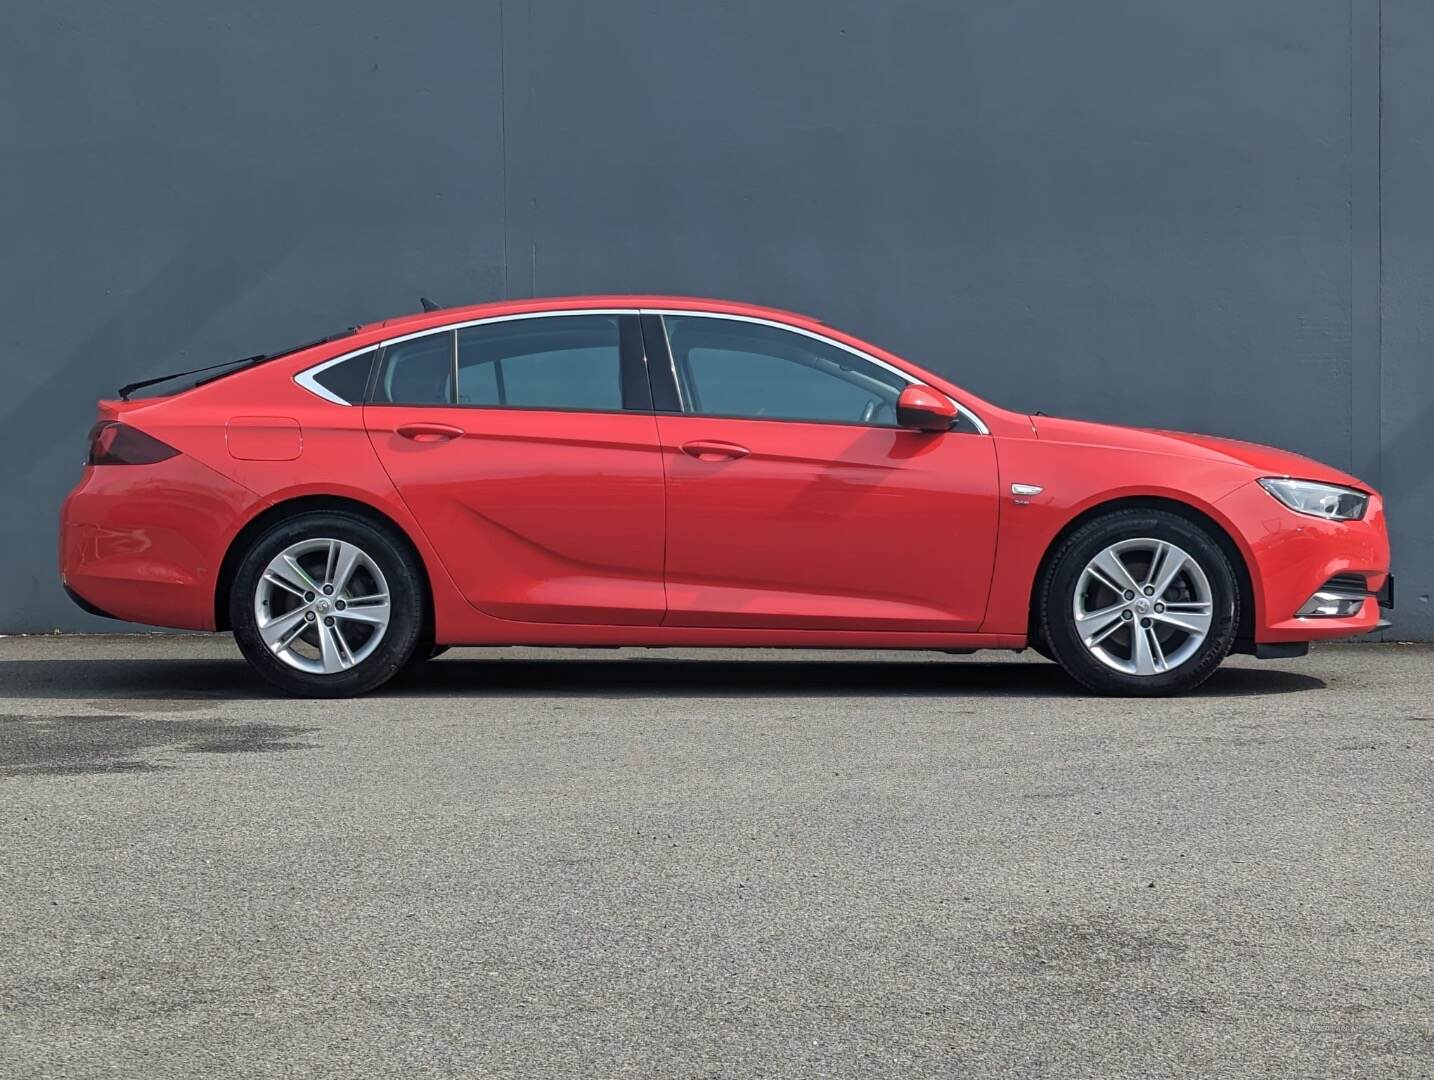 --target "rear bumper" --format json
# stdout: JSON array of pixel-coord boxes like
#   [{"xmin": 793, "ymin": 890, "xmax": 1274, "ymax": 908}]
[
  {"xmin": 63, "ymin": 583, "xmax": 121, "ymax": 620},
  {"xmin": 59, "ymin": 456, "xmax": 259, "ymax": 630}
]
